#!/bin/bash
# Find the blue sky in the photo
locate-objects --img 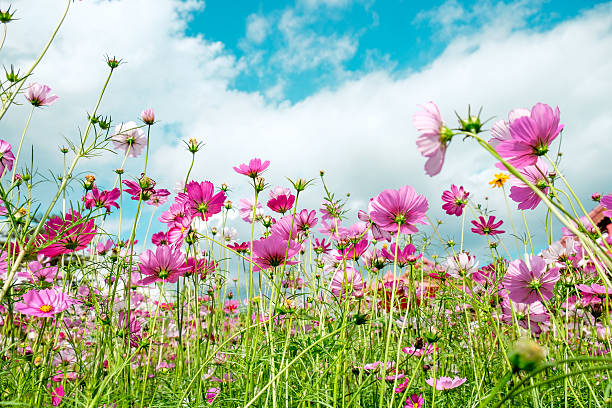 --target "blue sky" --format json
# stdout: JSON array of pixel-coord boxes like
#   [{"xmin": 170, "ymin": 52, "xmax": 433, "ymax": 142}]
[
  {"xmin": 186, "ymin": 0, "xmax": 608, "ymax": 102},
  {"xmin": 4, "ymin": 0, "xmax": 612, "ymax": 258}
]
